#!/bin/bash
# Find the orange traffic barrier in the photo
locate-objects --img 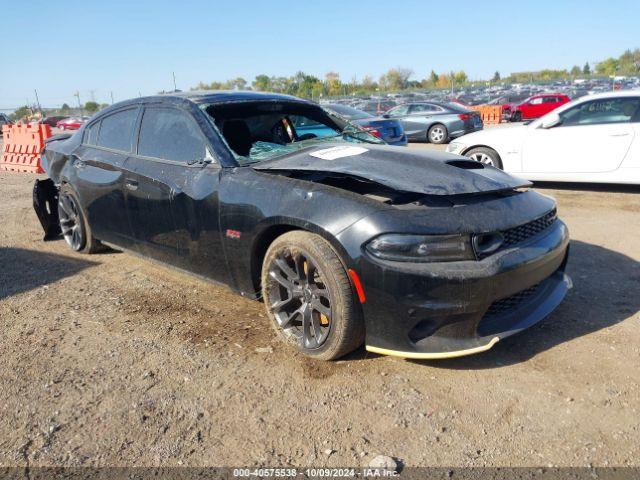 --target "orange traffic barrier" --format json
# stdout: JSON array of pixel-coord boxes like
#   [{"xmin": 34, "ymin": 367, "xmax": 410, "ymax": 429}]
[
  {"xmin": 470, "ymin": 105, "xmax": 503, "ymax": 125},
  {"xmin": 1, "ymin": 123, "xmax": 52, "ymax": 173}
]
